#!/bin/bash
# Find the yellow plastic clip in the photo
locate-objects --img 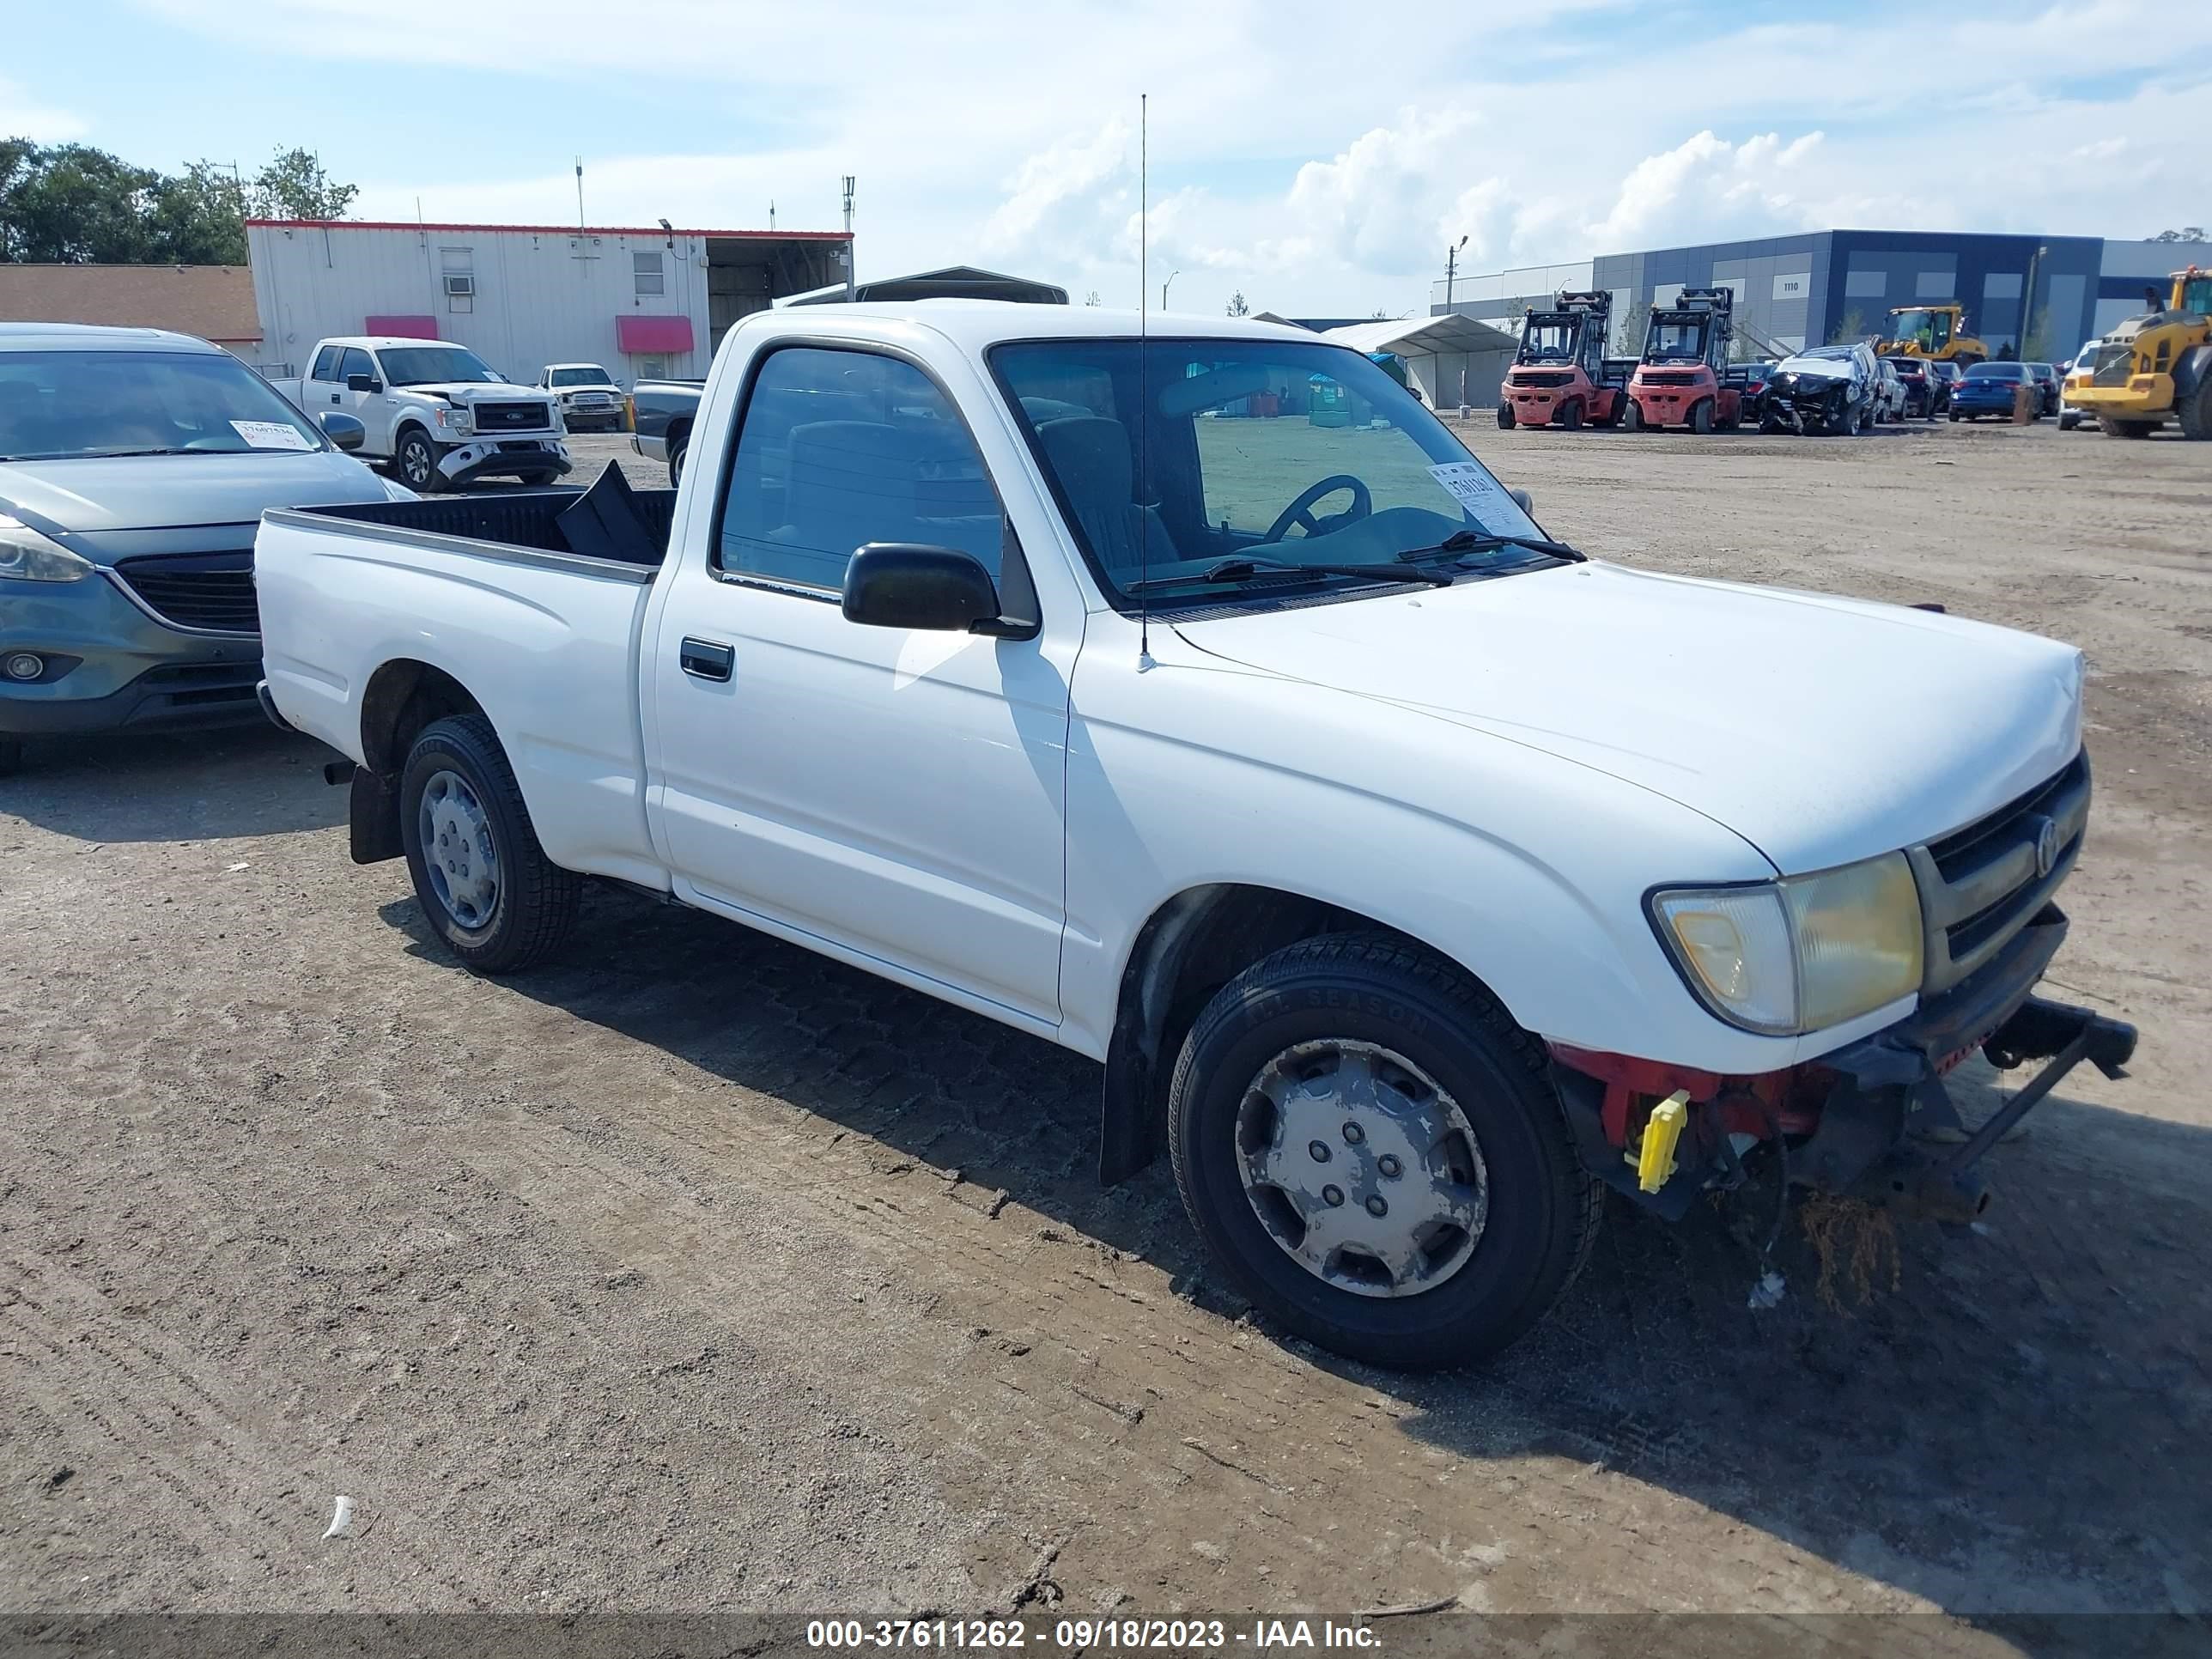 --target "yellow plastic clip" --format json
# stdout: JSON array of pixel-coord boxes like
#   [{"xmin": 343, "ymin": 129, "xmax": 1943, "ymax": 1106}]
[{"xmin": 1631, "ymin": 1090, "xmax": 1691, "ymax": 1194}]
